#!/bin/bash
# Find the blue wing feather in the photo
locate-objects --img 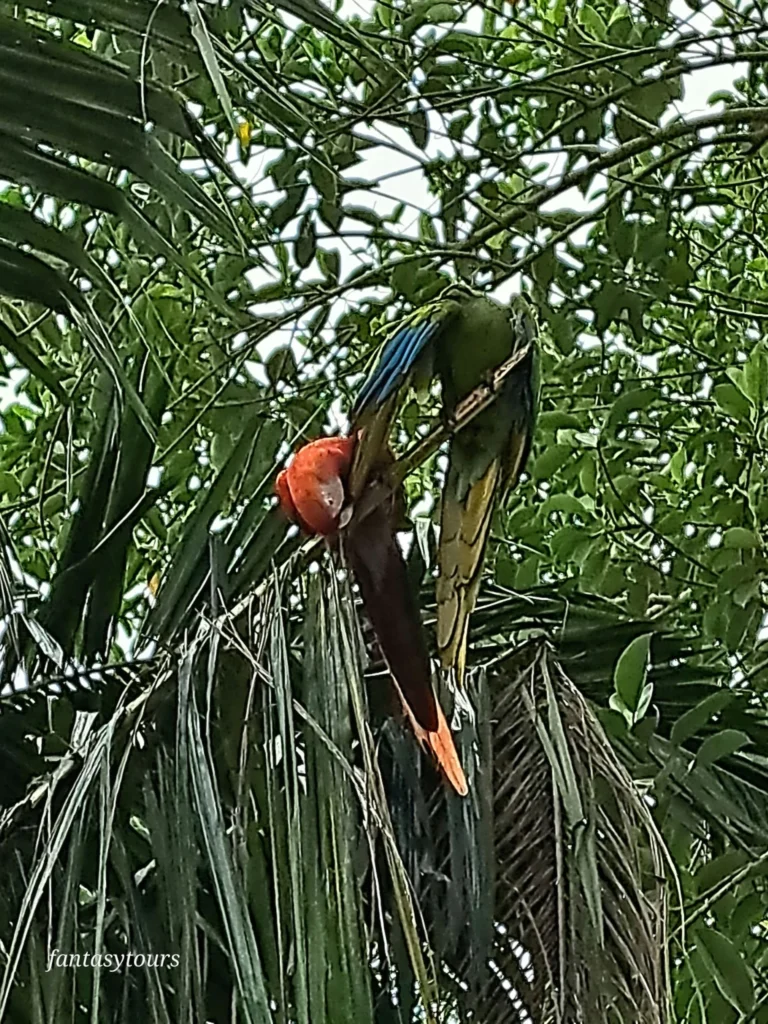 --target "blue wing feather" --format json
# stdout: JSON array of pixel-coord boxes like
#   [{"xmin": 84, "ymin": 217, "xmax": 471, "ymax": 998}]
[
  {"xmin": 352, "ymin": 315, "xmax": 446, "ymax": 417},
  {"xmin": 373, "ymin": 320, "xmax": 433, "ymax": 402}
]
